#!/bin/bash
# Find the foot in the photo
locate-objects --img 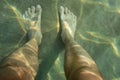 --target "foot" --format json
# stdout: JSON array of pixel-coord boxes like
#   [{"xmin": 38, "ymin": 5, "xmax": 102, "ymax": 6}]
[
  {"xmin": 23, "ymin": 5, "xmax": 42, "ymax": 45},
  {"xmin": 59, "ymin": 6, "xmax": 77, "ymax": 43}
]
